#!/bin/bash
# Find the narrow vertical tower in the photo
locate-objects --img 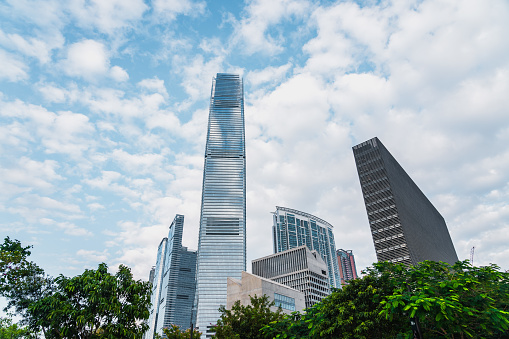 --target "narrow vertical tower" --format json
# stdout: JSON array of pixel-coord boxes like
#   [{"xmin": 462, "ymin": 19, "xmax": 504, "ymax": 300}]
[
  {"xmin": 145, "ymin": 215, "xmax": 197, "ymax": 339},
  {"xmin": 195, "ymin": 74, "xmax": 246, "ymax": 338}
]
